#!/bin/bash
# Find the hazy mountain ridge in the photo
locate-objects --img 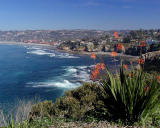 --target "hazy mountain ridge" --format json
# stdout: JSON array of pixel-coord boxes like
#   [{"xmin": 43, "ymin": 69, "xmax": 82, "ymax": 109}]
[{"xmin": 0, "ymin": 30, "xmax": 111, "ymax": 42}]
